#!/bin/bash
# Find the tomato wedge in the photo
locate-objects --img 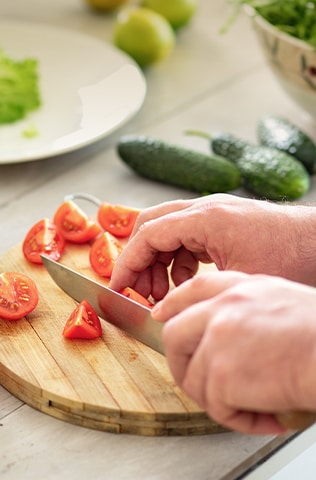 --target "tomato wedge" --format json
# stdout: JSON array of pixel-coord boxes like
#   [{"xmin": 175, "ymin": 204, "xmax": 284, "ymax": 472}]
[
  {"xmin": 97, "ymin": 203, "xmax": 140, "ymax": 238},
  {"xmin": 119, "ymin": 287, "xmax": 154, "ymax": 309},
  {"xmin": 22, "ymin": 218, "xmax": 66, "ymax": 264},
  {"xmin": 0, "ymin": 272, "xmax": 39, "ymax": 321},
  {"xmin": 63, "ymin": 299, "xmax": 102, "ymax": 339},
  {"xmin": 89, "ymin": 231, "xmax": 122, "ymax": 277},
  {"xmin": 53, "ymin": 200, "xmax": 102, "ymax": 243}
]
